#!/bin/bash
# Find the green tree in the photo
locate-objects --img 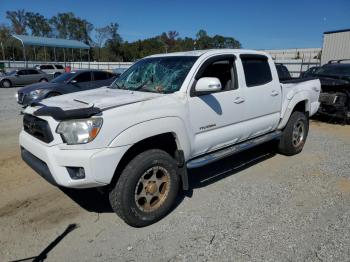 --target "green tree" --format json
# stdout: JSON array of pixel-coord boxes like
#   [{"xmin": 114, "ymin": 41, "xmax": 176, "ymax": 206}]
[
  {"xmin": 6, "ymin": 9, "xmax": 27, "ymax": 34},
  {"xmin": 26, "ymin": 12, "xmax": 51, "ymax": 37},
  {"xmin": 50, "ymin": 12, "xmax": 93, "ymax": 44},
  {"xmin": 95, "ymin": 25, "xmax": 110, "ymax": 61},
  {"xmin": 195, "ymin": 29, "xmax": 212, "ymax": 49},
  {"xmin": 105, "ymin": 23, "xmax": 123, "ymax": 60},
  {"xmin": 159, "ymin": 30, "xmax": 179, "ymax": 53},
  {"xmin": 0, "ymin": 24, "xmax": 11, "ymax": 60}
]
